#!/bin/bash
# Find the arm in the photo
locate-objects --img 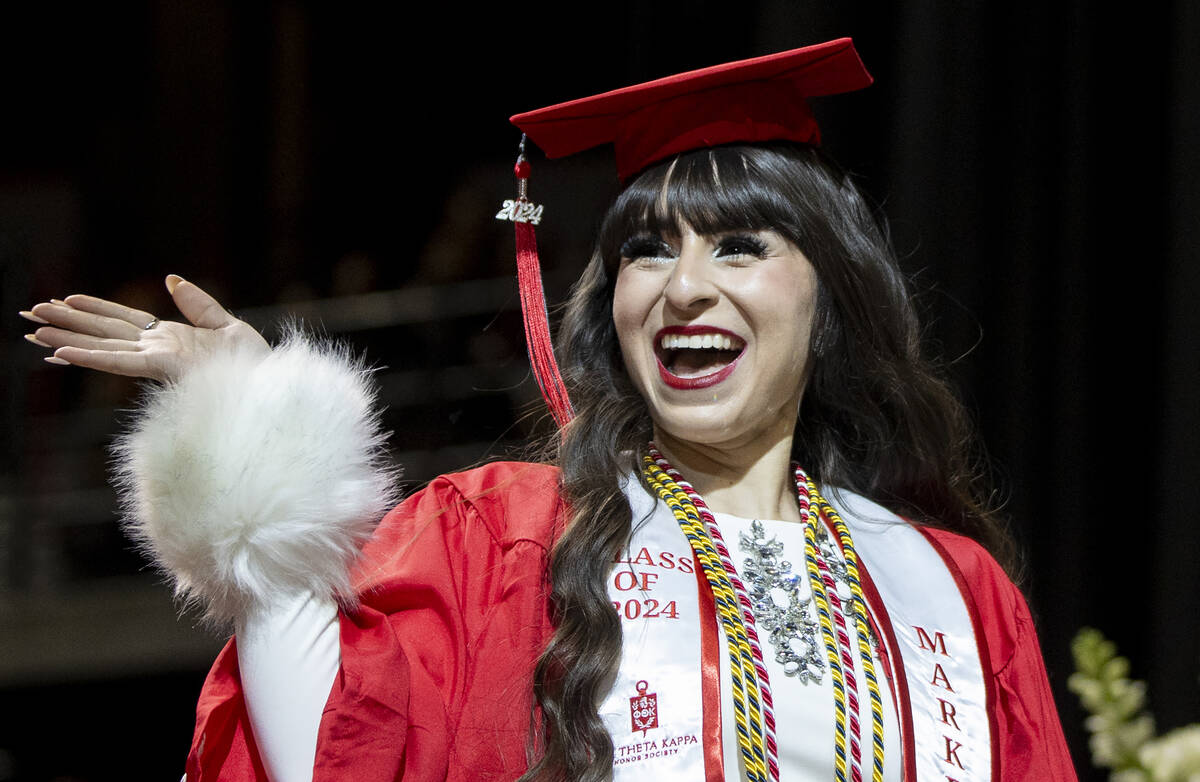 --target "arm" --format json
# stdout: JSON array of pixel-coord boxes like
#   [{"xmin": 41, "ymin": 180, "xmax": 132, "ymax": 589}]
[
  {"xmin": 237, "ymin": 593, "xmax": 340, "ymax": 782},
  {"xmin": 26, "ymin": 276, "xmax": 393, "ymax": 625},
  {"xmin": 126, "ymin": 324, "xmax": 394, "ymax": 780},
  {"xmin": 991, "ymin": 585, "xmax": 1079, "ymax": 782},
  {"xmin": 185, "ymin": 464, "xmax": 561, "ymax": 782},
  {"xmin": 24, "ymin": 278, "xmax": 393, "ymax": 780},
  {"xmin": 25, "ymin": 282, "xmax": 555, "ymax": 779}
]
